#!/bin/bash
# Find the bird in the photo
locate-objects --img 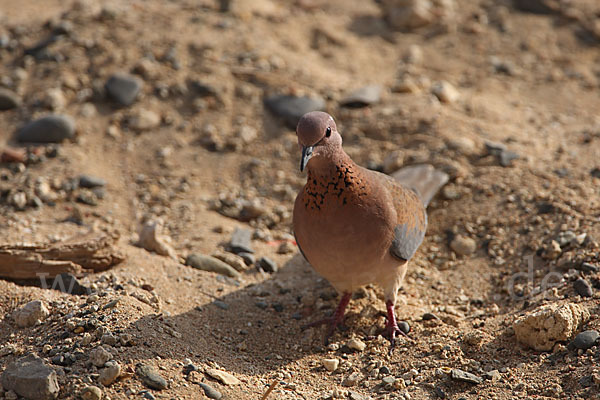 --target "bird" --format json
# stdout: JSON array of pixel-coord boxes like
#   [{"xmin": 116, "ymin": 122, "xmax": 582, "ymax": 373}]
[{"xmin": 292, "ymin": 111, "xmax": 448, "ymax": 349}]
